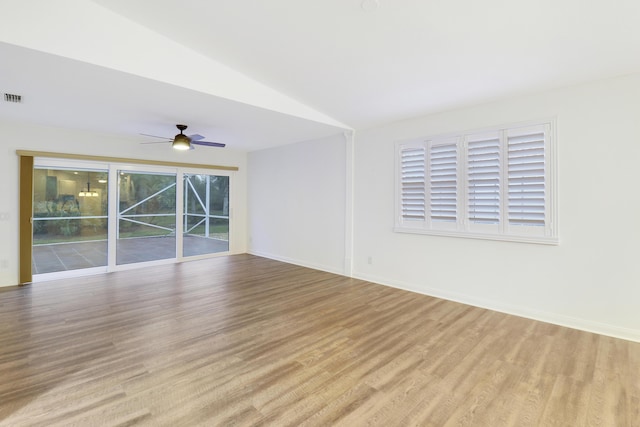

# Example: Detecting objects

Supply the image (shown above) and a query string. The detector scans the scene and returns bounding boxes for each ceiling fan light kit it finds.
[172,124,191,150]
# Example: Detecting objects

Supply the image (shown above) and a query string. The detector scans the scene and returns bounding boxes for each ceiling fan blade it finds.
[188,134,205,141]
[192,140,226,148]
[139,133,171,140]
[140,141,171,144]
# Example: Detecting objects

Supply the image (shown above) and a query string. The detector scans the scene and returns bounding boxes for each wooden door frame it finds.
[19,155,33,285]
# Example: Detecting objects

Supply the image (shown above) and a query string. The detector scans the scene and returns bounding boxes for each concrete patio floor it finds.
[32,235,229,275]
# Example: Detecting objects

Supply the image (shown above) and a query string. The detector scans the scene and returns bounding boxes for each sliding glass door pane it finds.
[32,168,108,274]
[117,171,177,265]
[183,174,229,257]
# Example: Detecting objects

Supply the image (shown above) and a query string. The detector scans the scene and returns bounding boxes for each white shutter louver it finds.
[468,137,500,224]
[400,147,426,221]
[430,143,457,222]
[508,131,545,226]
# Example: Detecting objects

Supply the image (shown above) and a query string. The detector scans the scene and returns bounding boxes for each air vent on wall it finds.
[4,93,22,103]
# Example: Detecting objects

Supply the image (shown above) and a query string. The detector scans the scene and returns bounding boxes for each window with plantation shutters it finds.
[429,142,458,223]
[395,120,557,244]
[467,136,501,225]
[508,130,545,227]
[400,146,426,222]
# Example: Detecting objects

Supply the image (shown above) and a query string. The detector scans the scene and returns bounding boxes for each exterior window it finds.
[395,121,557,244]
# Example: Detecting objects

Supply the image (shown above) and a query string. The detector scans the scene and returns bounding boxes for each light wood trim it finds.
[15,150,239,171]
[18,155,33,284]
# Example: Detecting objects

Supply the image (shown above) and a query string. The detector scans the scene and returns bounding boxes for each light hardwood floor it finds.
[0,254,638,426]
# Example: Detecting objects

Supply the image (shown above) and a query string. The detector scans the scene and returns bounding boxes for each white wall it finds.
[9,73,640,342]
[353,73,640,342]
[248,134,347,274]
[0,119,247,287]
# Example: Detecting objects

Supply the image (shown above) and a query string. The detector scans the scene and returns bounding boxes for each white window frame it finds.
[394,119,558,245]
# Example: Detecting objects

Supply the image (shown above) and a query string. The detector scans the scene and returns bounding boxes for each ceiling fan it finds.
[141,124,226,150]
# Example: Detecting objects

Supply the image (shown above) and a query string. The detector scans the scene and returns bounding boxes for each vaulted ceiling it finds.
[2,0,640,151]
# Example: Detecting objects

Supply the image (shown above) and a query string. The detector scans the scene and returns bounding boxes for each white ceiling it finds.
[2,0,640,151]
[0,42,344,152]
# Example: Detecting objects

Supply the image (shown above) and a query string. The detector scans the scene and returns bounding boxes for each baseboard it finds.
[243,253,640,343]
[248,250,345,276]
[353,271,640,343]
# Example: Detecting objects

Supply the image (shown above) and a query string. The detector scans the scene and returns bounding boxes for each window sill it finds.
[393,227,559,245]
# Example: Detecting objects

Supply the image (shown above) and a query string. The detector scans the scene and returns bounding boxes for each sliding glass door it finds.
[32,167,108,275]
[31,159,232,281]
[117,171,177,265]
[183,174,230,257]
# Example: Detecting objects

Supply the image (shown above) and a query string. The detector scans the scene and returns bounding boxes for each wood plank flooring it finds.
[0,254,638,426]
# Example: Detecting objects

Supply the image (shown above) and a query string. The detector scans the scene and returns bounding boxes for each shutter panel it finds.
[468,137,500,224]
[400,147,426,221]
[430,143,457,222]
[508,131,545,226]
